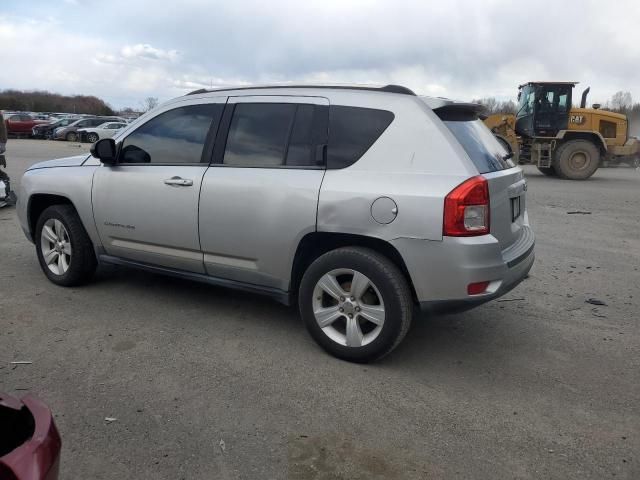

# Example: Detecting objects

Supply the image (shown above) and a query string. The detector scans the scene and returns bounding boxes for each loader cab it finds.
[515,82,575,138]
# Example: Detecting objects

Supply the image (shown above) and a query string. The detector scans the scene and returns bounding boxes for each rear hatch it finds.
[434,103,528,252]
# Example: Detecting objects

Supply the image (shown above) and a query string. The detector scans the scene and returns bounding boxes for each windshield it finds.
[517,85,535,117]
[444,119,515,173]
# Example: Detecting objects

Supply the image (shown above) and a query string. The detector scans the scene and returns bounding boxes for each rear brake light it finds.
[467,281,490,295]
[443,176,490,236]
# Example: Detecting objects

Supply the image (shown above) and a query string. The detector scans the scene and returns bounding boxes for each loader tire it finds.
[553,140,600,180]
[537,166,557,176]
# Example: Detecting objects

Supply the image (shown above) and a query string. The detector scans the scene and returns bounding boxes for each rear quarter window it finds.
[327,106,394,169]
[443,119,515,173]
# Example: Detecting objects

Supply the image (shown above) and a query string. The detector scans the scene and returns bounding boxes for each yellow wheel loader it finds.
[484,82,640,179]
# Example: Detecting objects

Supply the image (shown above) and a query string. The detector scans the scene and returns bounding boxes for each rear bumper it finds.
[391,223,535,313]
[419,245,534,313]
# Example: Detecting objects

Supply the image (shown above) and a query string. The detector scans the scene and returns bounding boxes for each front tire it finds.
[86,132,99,143]
[299,247,413,363]
[35,205,97,286]
[65,132,78,142]
[553,139,600,180]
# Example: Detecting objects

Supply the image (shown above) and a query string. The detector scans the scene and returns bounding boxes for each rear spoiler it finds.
[432,103,485,121]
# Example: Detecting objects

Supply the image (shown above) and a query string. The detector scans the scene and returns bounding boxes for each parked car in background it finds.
[78,122,128,143]
[0,392,61,479]
[52,117,126,142]
[4,114,49,137]
[49,114,78,121]
[32,118,80,139]
[17,84,534,362]
[30,113,51,121]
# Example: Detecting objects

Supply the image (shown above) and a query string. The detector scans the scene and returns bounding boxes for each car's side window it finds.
[120,104,223,165]
[223,103,323,168]
[286,104,315,166]
[224,103,295,167]
[327,106,394,169]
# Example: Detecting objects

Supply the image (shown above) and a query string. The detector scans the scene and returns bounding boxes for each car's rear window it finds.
[443,119,515,173]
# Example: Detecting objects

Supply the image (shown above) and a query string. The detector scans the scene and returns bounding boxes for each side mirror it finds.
[90,138,117,165]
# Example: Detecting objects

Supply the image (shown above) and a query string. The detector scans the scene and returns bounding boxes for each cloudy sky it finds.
[1,0,639,109]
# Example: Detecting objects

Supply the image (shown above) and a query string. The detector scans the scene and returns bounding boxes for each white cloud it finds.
[120,44,179,61]
[0,15,187,107]
[1,0,640,109]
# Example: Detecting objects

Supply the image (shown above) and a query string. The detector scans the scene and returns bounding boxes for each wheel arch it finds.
[556,130,607,153]
[27,193,77,240]
[290,232,417,302]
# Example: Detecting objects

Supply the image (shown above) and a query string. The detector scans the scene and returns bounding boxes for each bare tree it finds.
[472,97,517,115]
[141,97,159,112]
[610,91,632,110]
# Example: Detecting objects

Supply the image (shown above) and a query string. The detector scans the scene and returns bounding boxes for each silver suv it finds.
[17,84,534,362]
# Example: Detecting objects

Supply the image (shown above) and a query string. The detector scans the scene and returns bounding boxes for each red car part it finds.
[0,393,61,480]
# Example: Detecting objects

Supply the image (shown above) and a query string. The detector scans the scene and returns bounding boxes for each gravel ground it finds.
[1,139,638,479]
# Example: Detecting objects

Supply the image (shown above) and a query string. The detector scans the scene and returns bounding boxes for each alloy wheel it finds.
[40,218,72,275]
[312,268,385,347]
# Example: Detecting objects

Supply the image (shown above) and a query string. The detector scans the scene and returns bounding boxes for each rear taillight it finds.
[443,176,490,236]
[467,281,490,295]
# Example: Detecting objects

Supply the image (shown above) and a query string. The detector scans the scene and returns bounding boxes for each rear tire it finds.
[35,205,97,286]
[537,165,557,176]
[299,247,413,363]
[553,139,600,180]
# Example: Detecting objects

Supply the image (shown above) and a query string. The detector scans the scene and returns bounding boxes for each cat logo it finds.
[570,115,585,125]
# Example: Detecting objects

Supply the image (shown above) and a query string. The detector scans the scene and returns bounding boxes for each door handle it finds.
[164,177,193,187]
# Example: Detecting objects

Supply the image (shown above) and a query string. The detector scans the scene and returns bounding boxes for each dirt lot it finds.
[1,139,638,479]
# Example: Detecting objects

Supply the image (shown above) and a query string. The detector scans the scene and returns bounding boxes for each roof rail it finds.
[186,84,416,96]
[187,88,209,95]
[379,84,416,95]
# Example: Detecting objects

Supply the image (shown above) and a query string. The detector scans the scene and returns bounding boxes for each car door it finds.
[7,115,29,134]
[534,85,571,136]
[105,123,126,138]
[199,95,328,290]
[75,120,92,130]
[92,97,226,273]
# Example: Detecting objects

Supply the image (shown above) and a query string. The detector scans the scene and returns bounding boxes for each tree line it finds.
[473,90,640,117]
[473,90,640,137]
[0,89,115,116]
